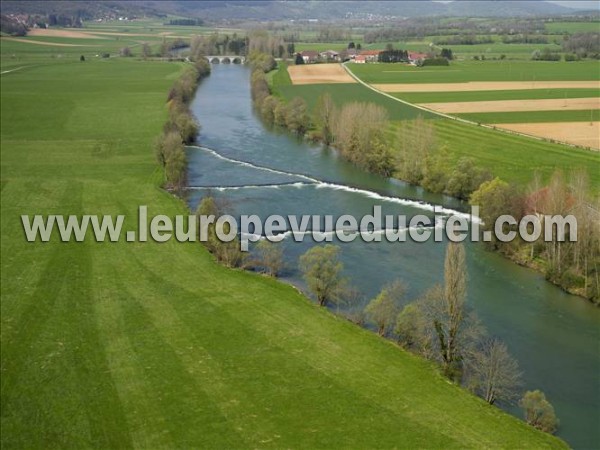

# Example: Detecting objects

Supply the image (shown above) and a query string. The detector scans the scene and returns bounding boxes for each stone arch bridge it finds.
[205,55,246,64]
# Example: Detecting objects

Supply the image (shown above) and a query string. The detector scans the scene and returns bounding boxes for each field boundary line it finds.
[341,62,596,152]
[0,66,26,75]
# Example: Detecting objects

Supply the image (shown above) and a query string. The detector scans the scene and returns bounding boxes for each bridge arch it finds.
[205,55,246,64]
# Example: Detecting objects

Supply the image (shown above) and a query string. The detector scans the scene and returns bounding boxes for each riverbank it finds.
[266,60,599,304]
[188,63,599,448]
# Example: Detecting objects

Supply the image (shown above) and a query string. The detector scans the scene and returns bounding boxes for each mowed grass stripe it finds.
[277,82,437,120]
[455,109,600,124]
[394,88,600,104]
[1,51,566,448]
[431,119,600,185]
[348,60,600,84]
[420,97,600,114]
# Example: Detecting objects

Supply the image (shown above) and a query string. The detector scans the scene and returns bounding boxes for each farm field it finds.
[276,81,437,120]
[419,97,600,113]
[361,42,563,59]
[392,88,600,104]
[373,81,600,93]
[346,60,600,149]
[493,121,600,150]
[273,63,600,187]
[295,38,563,60]
[455,109,600,124]
[348,60,600,84]
[545,21,600,33]
[287,63,356,84]
[0,36,568,449]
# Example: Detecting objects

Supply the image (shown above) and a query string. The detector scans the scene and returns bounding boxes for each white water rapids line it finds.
[187,145,480,224]
[239,218,447,242]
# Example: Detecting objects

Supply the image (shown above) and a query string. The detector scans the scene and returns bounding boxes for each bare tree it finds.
[314,93,336,145]
[141,42,152,58]
[395,116,437,184]
[464,338,522,405]
[332,102,390,173]
[440,242,467,374]
[196,197,245,268]
[416,243,485,380]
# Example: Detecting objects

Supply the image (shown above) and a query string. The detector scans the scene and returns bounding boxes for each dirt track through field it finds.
[288,64,357,85]
[27,29,108,39]
[494,121,600,150]
[420,97,600,113]
[374,81,600,92]
[1,37,93,47]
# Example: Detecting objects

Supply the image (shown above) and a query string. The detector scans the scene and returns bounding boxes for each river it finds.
[186,64,599,449]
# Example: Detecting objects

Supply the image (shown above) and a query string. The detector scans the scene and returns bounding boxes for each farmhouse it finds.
[341,48,358,60]
[320,50,340,61]
[354,55,367,63]
[300,50,319,63]
[408,51,428,64]
[359,49,382,62]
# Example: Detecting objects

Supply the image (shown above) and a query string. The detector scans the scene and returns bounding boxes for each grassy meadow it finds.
[272,61,600,190]
[455,109,600,124]
[0,33,567,448]
[347,60,600,84]
[392,88,600,104]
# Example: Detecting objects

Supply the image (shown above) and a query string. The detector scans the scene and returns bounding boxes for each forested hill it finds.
[0,0,591,22]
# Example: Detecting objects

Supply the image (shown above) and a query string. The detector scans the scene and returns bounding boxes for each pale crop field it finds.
[348,62,600,150]
[288,63,357,84]
[493,122,600,150]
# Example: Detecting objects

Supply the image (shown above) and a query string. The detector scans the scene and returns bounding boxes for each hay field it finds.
[420,97,600,113]
[288,64,356,85]
[373,81,600,93]
[494,121,600,150]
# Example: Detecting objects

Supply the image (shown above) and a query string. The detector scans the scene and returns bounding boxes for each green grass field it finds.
[545,21,600,34]
[272,63,599,191]
[277,82,437,121]
[431,119,600,186]
[0,39,567,448]
[393,88,600,104]
[347,60,600,84]
[455,109,600,124]
[361,41,562,59]
[295,33,564,59]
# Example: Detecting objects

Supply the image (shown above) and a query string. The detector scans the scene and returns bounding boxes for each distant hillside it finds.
[0,1,166,20]
[0,0,584,22]
[163,1,574,20]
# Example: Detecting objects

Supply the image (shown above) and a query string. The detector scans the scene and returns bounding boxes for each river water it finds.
[186,64,599,449]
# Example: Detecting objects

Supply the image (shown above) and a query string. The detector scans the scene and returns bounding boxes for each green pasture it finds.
[347,60,600,84]
[430,119,600,187]
[455,109,600,124]
[0,32,567,449]
[393,88,600,104]
[270,62,599,191]
[276,82,437,121]
[545,21,600,34]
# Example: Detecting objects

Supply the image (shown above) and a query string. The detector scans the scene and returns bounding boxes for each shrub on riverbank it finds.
[156,57,211,190]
